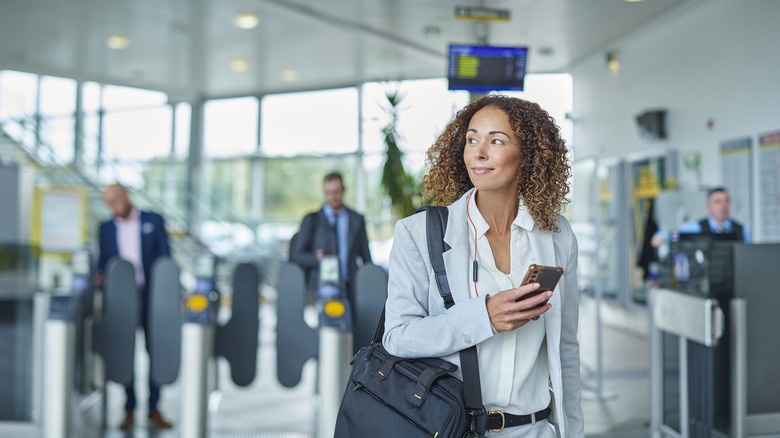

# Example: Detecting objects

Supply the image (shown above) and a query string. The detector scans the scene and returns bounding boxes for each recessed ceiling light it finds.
[606,51,620,71]
[107,34,129,50]
[281,69,299,82]
[230,58,249,73]
[235,11,259,29]
[624,0,644,2]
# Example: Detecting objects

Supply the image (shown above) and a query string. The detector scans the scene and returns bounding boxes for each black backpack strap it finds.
[419,206,486,436]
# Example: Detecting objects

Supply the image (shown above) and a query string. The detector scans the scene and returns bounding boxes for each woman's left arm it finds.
[559,221,585,436]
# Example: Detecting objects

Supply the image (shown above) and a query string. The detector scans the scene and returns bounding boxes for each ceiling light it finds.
[624,0,644,2]
[230,58,249,73]
[235,11,259,29]
[606,51,620,71]
[281,69,299,82]
[107,34,129,50]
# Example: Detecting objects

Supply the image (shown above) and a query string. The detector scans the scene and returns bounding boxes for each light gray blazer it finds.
[383,189,585,437]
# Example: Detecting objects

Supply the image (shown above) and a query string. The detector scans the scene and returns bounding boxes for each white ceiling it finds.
[0,0,687,101]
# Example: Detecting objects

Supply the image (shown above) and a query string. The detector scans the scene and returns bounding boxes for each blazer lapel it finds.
[527,227,562,352]
[441,192,472,305]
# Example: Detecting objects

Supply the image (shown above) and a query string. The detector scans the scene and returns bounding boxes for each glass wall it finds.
[261,88,358,156]
[0,68,575,267]
[204,97,258,157]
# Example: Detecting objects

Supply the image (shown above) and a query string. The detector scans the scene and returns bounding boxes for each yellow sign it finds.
[324,301,345,318]
[455,6,510,22]
[187,295,209,312]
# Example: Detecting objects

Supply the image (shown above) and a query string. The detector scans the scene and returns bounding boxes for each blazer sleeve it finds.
[355,214,372,265]
[382,217,494,359]
[155,213,171,258]
[96,222,111,273]
[558,219,585,436]
[291,213,318,270]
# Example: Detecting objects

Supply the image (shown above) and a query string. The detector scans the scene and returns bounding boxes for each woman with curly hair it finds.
[383,95,584,437]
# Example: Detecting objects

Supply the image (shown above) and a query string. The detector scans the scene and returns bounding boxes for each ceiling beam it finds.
[256,0,445,59]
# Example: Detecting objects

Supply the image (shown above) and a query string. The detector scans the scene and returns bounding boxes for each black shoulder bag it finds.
[334,206,487,437]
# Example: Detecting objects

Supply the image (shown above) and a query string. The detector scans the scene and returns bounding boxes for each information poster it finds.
[32,187,87,251]
[759,131,780,242]
[719,137,752,229]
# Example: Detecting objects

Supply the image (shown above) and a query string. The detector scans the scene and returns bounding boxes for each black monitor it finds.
[447,44,528,93]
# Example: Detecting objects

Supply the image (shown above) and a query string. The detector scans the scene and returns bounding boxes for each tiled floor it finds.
[78,295,653,437]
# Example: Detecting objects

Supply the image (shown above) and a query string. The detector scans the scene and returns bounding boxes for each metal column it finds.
[316,300,352,438]
[42,295,78,438]
[179,292,217,438]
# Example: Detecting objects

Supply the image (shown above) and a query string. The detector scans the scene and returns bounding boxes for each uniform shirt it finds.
[467,192,551,414]
[115,207,144,287]
[678,217,752,242]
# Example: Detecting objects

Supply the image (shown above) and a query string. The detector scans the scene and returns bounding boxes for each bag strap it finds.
[420,206,486,435]
[370,206,486,434]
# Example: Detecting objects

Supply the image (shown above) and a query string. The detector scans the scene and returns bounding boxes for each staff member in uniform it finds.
[679,186,750,242]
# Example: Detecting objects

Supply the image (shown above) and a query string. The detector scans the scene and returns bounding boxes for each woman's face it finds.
[463,106,522,196]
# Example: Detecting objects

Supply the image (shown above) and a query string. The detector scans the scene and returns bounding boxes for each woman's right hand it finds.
[486,283,552,332]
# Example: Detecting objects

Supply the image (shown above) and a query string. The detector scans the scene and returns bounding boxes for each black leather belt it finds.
[486,406,552,432]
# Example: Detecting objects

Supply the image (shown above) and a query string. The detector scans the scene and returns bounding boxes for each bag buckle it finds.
[487,410,505,432]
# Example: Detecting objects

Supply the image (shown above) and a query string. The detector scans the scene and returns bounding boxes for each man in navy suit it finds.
[96,183,173,429]
[290,172,372,306]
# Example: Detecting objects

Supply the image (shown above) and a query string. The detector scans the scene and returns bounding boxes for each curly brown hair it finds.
[423,95,571,232]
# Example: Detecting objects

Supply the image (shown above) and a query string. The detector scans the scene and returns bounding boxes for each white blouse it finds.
[466,192,551,414]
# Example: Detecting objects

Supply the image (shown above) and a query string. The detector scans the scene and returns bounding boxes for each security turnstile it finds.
[276,260,387,438]
[179,259,261,438]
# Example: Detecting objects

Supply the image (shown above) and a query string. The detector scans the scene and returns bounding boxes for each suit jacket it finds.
[97,210,171,289]
[290,206,372,296]
[383,189,584,437]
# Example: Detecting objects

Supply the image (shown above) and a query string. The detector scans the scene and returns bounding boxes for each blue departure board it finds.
[447,44,528,93]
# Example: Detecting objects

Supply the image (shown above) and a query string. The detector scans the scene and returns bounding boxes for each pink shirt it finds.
[114,207,145,287]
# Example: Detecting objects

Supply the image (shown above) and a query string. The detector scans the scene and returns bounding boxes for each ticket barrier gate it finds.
[41,251,93,438]
[652,242,780,438]
[29,254,181,436]
[42,250,92,438]
[179,258,261,438]
[90,256,182,429]
[276,259,387,438]
[650,287,728,438]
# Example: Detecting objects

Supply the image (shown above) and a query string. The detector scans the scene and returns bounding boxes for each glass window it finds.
[82,114,100,165]
[81,82,102,114]
[103,107,173,161]
[39,76,77,116]
[203,158,254,222]
[39,117,75,163]
[0,70,38,118]
[261,156,358,223]
[142,159,188,221]
[203,97,258,157]
[261,88,358,156]
[362,79,468,157]
[102,85,167,110]
[174,102,191,157]
[502,73,574,146]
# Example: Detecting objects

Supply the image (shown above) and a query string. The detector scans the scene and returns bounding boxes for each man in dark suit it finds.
[95,183,173,429]
[291,172,372,305]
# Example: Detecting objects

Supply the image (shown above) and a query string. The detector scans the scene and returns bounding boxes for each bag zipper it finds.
[352,379,437,436]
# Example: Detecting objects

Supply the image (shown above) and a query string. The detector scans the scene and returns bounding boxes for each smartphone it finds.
[519,264,564,309]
